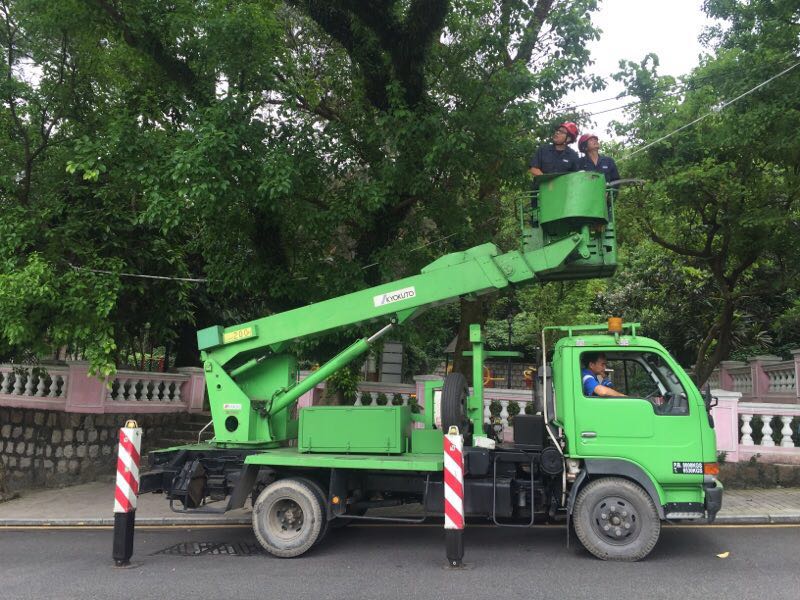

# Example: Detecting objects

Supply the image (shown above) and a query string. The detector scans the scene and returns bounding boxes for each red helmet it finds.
[559,121,579,143]
[578,133,598,153]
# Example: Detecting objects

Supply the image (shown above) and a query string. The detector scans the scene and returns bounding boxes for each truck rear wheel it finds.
[293,477,330,543]
[441,372,470,435]
[573,477,661,561]
[252,478,324,558]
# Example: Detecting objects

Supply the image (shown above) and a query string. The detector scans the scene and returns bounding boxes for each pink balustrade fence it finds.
[709,351,800,464]
[5,355,797,464]
[0,361,206,414]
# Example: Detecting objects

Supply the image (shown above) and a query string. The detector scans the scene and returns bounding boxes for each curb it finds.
[3,514,800,527]
[0,517,252,526]
[714,513,800,524]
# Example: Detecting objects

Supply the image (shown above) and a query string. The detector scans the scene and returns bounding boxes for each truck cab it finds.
[543,321,723,559]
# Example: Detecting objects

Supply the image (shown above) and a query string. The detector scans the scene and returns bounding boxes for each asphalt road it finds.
[2,524,798,600]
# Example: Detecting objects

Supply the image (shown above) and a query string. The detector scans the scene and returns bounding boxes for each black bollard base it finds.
[112,511,136,567]
[445,529,464,568]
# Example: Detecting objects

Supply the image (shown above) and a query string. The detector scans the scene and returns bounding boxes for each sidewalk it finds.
[1,482,799,526]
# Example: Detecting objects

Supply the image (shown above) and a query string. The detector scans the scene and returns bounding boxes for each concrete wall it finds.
[0,407,182,492]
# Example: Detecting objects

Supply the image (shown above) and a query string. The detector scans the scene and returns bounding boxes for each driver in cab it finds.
[581,352,626,398]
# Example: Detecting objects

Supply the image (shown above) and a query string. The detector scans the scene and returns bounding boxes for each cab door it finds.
[571,348,704,491]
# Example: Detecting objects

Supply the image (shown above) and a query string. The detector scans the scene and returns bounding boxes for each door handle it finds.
[581,431,597,439]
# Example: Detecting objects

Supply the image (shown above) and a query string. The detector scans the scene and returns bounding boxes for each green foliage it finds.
[375,392,389,406]
[391,393,405,406]
[0,0,610,378]
[605,0,800,381]
[358,391,373,406]
[506,400,520,425]
[489,399,502,417]
[327,365,360,404]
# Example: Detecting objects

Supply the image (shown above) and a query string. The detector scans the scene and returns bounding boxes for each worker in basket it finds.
[528,121,580,224]
[578,133,620,186]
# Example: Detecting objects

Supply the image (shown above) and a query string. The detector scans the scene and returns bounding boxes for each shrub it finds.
[375,392,389,406]
[358,391,373,406]
[489,400,502,417]
[391,393,404,406]
[507,401,520,425]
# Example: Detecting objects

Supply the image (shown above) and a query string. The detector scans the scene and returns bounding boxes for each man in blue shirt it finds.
[577,133,620,185]
[529,122,581,183]
[581,352,626,397]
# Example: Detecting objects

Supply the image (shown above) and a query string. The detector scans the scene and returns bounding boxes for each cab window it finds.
[580,351,689,415]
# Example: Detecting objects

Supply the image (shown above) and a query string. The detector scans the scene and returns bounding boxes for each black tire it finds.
[572,477,661,561]
[252,478,324,558]
[293,477,330,544]
[441,372,470,435]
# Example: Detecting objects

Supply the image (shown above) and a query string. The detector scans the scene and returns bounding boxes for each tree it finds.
[1,0,604,378]
[607,0,800,383]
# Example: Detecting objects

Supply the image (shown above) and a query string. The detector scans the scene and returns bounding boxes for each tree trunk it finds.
[452,297,487,384]
[693,300,735,386]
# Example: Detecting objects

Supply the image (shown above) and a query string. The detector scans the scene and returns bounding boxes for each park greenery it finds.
[1,0,798,386]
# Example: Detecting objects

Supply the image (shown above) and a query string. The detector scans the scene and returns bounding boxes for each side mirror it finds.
[703,384,718,409]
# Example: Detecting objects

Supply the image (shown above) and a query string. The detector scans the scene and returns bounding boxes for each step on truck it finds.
[140,172,722,561]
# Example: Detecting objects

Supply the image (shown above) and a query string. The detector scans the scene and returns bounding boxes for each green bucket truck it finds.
[140,172,722,561]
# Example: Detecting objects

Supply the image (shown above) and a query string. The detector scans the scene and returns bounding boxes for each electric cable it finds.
[620,58,800,161]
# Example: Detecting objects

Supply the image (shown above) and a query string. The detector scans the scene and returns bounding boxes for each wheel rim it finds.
[268,497,305,541]
[590,495,639,545]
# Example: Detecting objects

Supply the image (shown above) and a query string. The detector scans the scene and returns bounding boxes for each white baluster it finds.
[483,400,491,424]
[6,371,17,394]
[500,400,509,427]
[48,375,60,397]
[741,414,754,446]
[172,382,182,403]
[369,392,377,406]
[13,371,25,395]
[402,395,409,406]
[780,416,794,448]
[109,378,120,401]
[128,379,139,401]
[760,415,775,447]
[0,371,8,394]
[24,372,35,396]
[35,374,46,397]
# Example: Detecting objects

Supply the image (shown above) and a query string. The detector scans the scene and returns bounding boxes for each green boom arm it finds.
[197,172,616,445]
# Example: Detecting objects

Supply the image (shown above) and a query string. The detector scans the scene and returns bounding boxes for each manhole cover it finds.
[153,542,265,557]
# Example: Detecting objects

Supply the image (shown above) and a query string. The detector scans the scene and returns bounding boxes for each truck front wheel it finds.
[252,478,324,558]
[573,477,661,561]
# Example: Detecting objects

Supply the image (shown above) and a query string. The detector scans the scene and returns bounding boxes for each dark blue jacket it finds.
[578,155,620,184]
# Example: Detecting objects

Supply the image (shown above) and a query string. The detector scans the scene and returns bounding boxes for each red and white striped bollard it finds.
[113,420,142,567]
[444,425,465,567]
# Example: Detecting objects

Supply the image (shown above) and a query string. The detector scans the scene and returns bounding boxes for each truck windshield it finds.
[586,351,689,415]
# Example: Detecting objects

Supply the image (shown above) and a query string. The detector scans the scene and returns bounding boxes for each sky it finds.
[564,0,719,138]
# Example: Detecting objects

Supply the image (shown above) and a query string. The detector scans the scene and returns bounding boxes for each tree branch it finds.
[512,0,554,65]
[86,0,205,100]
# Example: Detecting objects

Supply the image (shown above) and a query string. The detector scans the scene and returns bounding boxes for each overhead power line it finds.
[620,59,800,161]
[68,264,210,283]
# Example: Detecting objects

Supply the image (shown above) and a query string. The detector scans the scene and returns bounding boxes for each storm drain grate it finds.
[153,542,266,556]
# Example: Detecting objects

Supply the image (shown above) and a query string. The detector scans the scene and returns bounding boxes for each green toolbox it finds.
[298,405,412,454]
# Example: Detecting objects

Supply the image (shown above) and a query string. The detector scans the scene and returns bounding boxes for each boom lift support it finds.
[197,172,615,447]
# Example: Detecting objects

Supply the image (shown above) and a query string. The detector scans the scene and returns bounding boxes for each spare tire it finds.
[441,372,470,436]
